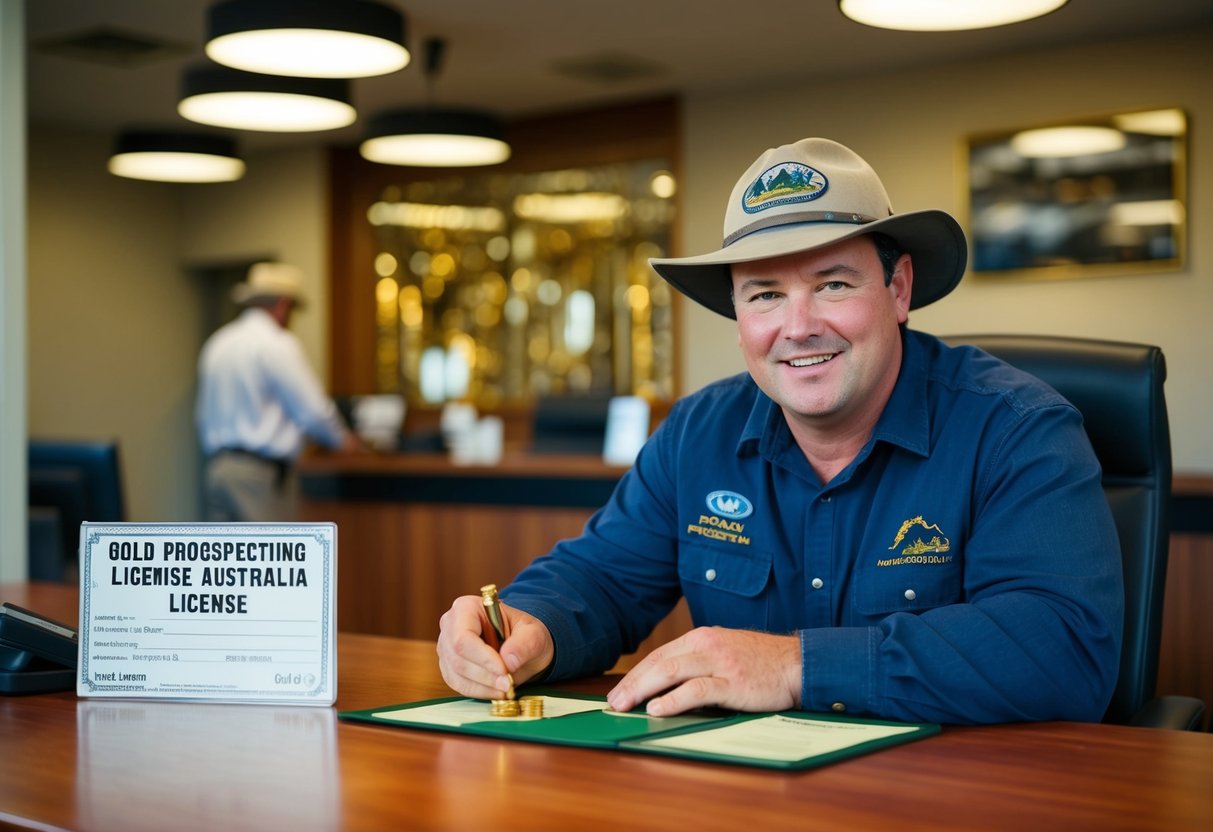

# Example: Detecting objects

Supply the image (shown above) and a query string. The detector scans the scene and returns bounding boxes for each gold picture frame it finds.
[965,108,1186,279]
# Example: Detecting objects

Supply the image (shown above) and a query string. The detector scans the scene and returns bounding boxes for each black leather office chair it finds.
[942,335,1205,730]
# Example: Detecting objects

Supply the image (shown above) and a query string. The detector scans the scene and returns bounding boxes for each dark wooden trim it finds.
[302,470,619,508]
[327,146,382,394]
[1172,474,1213,533]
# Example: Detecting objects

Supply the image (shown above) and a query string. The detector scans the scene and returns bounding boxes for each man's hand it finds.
[606,627,802,716]
[436,595,555,700]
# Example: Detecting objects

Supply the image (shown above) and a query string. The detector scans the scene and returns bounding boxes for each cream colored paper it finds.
[374,695,603,727]
[637,714,919,762]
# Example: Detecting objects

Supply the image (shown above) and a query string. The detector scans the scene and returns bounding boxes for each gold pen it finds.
[479,584,514,700]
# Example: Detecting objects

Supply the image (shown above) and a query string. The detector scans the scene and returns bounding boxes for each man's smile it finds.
[787,353,837,368]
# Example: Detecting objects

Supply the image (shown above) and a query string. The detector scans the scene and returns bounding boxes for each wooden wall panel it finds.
[1158,532,1213,729]
[304,499,590,638]
[301,496,693,669]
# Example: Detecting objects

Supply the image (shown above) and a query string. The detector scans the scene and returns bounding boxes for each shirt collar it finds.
[733,329,932,460]
[869,330,930,457]
[739,381,778,456]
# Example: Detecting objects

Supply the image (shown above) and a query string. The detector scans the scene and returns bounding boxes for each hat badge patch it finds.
[742,162,827,214]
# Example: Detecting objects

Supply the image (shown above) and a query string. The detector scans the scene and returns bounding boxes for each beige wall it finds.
[678,25,1213,473]
[24,25,1213,530]
[2,0,28,578]
[27,126,201,522]
[26,133,328,522]
[179,146,330,381]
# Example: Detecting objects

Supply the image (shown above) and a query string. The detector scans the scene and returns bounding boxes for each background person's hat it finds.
[231,261,307,307]
[649,138,967,318]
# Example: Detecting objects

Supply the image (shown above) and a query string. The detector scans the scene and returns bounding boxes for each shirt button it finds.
[811,577,824,589]
[904,589,917,601]
[831,702,846,712]
[705,569,717,582]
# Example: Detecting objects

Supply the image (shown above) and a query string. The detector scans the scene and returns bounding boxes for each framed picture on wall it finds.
[965,108,1186,279]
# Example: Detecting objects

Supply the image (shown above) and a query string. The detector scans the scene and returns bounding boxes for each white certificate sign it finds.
[76,523,336,705]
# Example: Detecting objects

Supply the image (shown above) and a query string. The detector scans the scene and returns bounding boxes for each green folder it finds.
[339,691,940,770]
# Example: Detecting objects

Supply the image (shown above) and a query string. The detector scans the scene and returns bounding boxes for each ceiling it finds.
[24,0,1213,153]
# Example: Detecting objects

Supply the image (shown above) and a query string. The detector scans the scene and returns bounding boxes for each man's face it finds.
[730,235,912,435]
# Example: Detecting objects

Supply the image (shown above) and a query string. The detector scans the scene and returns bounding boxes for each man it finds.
[436,138,1123,725]
[197,261,359,522]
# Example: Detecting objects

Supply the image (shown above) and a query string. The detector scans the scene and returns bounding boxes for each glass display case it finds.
[367,160,676,406]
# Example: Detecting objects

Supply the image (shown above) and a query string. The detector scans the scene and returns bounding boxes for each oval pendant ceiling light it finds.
[107,131,246,183]
[838,0,1068,31]
[179,64,356,132]
[359,38,511,167]
[361,109,511,167]
[205,0,409,78]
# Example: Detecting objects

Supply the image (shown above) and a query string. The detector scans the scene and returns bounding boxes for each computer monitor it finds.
[27,467,88,581]
[28,439,125,582]
[28,439,126,523]
[531,394,613,455]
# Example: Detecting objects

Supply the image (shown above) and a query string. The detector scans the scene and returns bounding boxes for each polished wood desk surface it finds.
[3,583,1213,832]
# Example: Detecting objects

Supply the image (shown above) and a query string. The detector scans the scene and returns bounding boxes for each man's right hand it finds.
[436,595,555,700]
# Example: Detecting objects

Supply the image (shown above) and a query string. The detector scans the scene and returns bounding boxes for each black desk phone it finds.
[0,602,77,694]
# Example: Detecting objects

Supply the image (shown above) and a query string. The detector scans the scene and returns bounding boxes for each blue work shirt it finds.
[502,330,1124,725]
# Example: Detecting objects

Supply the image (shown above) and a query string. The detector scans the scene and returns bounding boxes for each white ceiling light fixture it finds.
[179,63,356,132]
[360,38,511,168]
[107,130,245,183]
[838,0,1069,32]
[205,0,409,78]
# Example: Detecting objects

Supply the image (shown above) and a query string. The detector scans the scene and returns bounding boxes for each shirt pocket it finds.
[855,558,962,617]
[678,542,774,629]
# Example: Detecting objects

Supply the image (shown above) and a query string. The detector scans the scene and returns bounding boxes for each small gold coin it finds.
[490,699,521,717]
[520,697,545,718]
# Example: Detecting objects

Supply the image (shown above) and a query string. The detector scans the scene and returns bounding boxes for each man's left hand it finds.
[606,627,802,716]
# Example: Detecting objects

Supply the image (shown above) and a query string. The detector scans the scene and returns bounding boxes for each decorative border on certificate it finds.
[77,523,336,705]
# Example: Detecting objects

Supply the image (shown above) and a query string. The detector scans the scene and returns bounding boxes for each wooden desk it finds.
[3,583,1212,831]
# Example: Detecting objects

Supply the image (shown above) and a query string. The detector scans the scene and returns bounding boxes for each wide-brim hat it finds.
[650,138,967,318]
[231,261,307,307]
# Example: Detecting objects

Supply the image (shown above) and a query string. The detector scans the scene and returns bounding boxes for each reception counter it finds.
[300,451,626,508]
[298,451,691,663]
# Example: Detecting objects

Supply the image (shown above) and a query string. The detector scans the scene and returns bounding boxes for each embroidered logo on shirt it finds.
[686,490,754,546]
[705,490,753,519]
[877,516,953,566]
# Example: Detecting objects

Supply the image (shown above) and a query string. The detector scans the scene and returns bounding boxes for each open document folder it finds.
[339,692,939,771]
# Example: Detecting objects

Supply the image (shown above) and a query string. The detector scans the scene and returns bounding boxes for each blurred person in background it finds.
[197,261,360,521]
